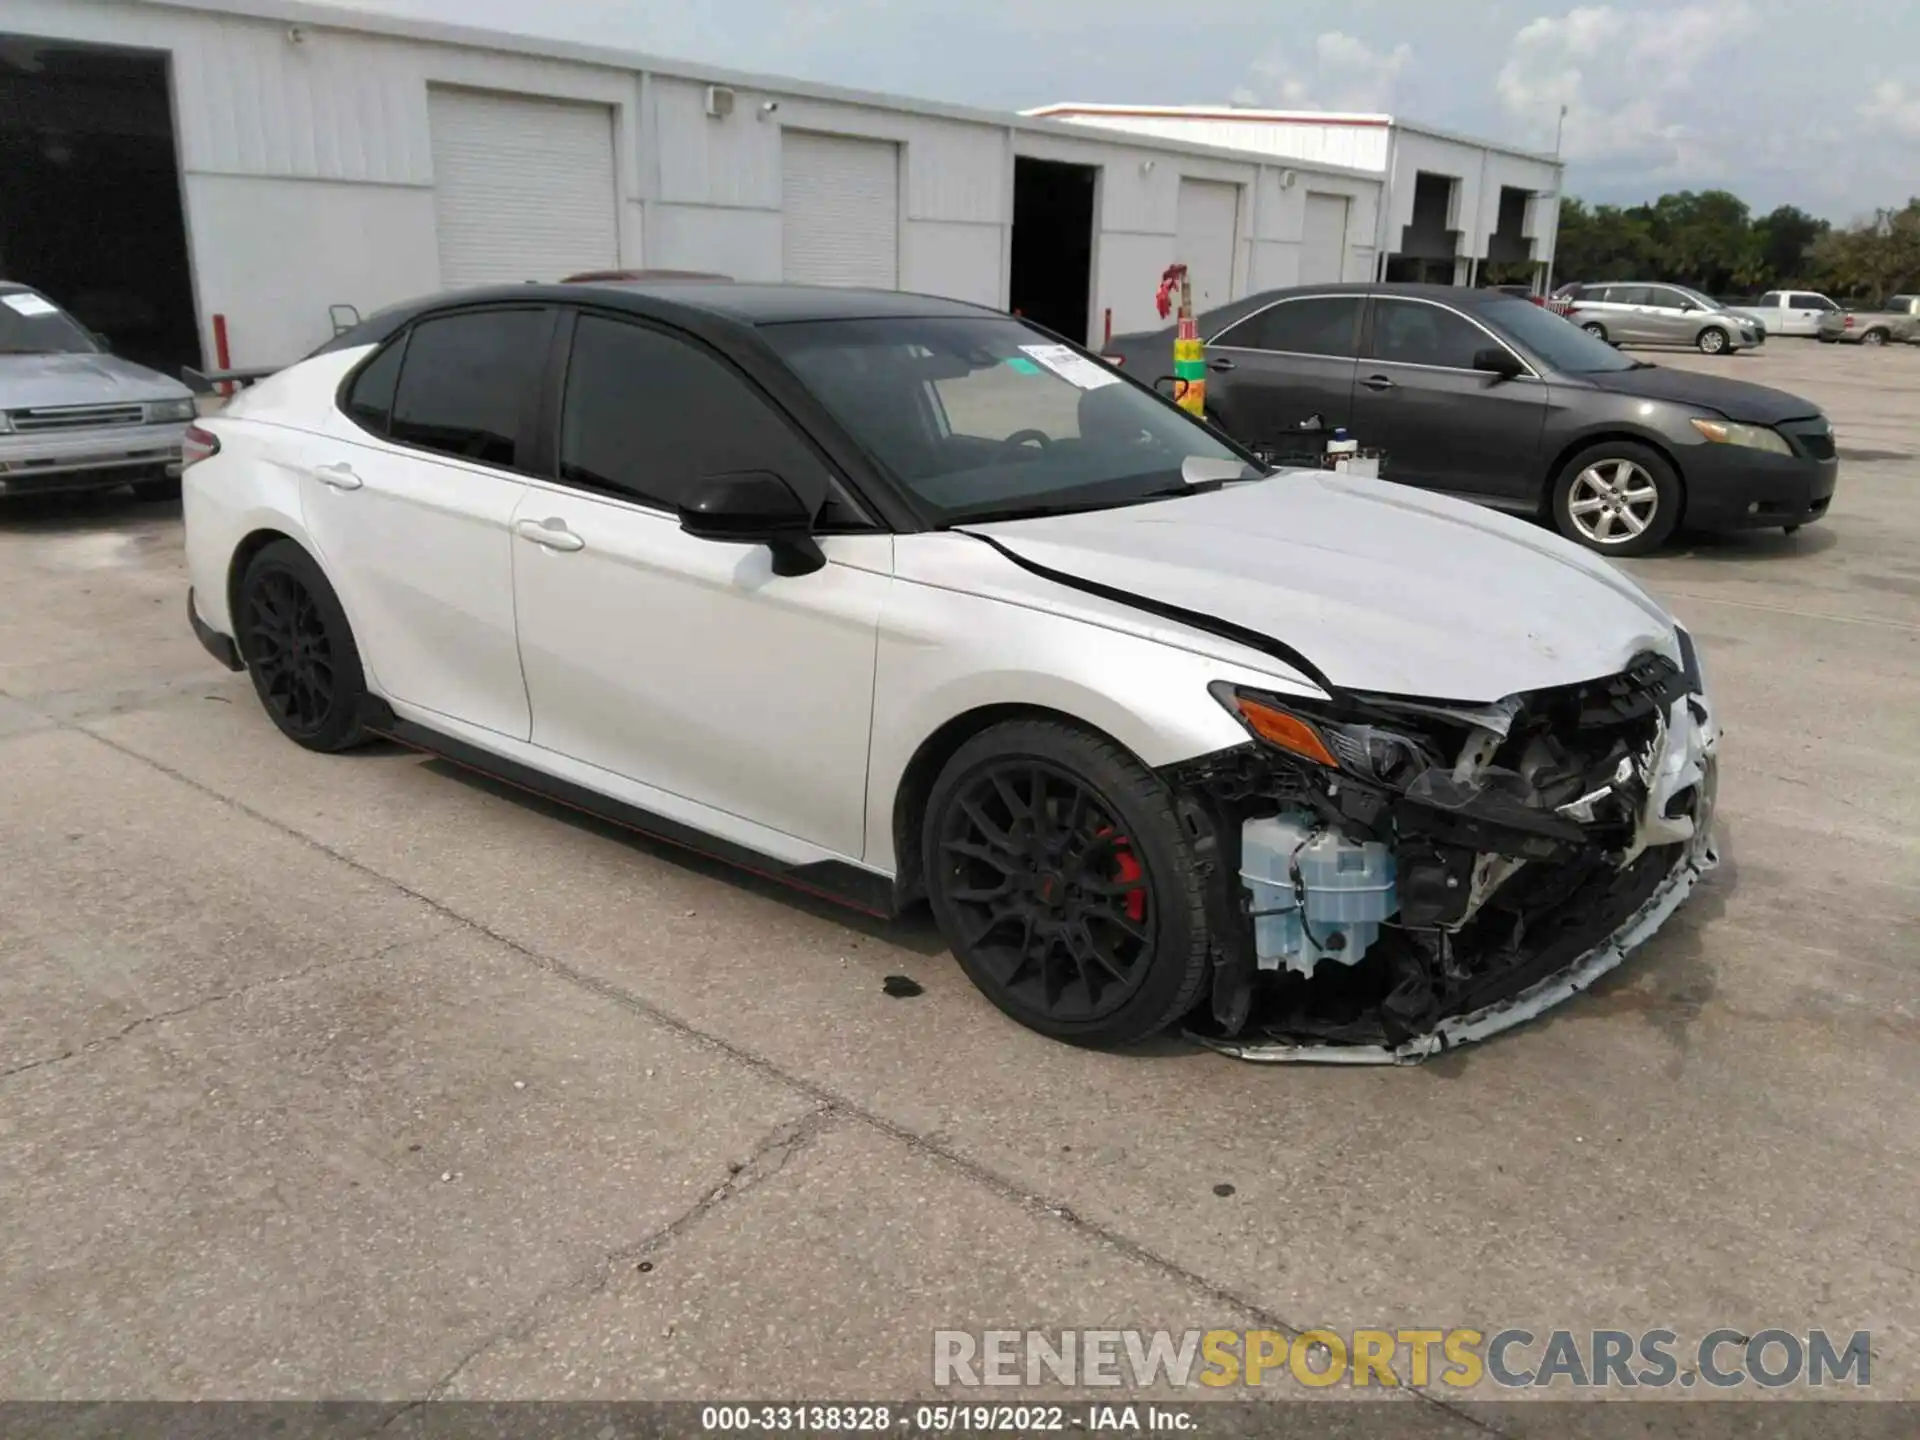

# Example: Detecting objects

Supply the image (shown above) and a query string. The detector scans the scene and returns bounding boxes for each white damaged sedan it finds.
[182,283,1717,1061]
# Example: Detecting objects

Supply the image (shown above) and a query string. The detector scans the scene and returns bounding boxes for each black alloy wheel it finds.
[923,720,1209,1047]
[238,540,369,752]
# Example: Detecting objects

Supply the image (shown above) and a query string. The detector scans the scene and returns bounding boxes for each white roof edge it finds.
[118,0,1386,183]
[1028,101,1565,169]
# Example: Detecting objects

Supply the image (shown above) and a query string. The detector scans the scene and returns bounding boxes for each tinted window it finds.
[1758,292,1781,306]
[1214,296,1361,357]
[1606,286,1656,305]
[1794,293,1839,311]
[560,314,830,512]
[1889,295,1919,311]
[1648,288,1696,310]
[390,309,548,468]
[342,337,406,434]
[1369,300,1494,370]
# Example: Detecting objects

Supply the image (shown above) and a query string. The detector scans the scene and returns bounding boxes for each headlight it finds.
[1689,417,1792,455]
[146,397,197,424]
[1211,684,1435,786]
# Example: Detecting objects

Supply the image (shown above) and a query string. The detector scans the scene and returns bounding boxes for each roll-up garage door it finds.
[1301,193,1351,283]
[781,132,900,288]
[428,88,619,287]
[1176,178,1239,310]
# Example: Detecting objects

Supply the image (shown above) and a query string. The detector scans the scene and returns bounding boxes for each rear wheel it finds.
[1697,326,1730,355]
[922,719,1209,1049]
[1581,322,1609,342]
[1550,441,1681,556]
[1862,328,1888,347]
[236,540,370,752]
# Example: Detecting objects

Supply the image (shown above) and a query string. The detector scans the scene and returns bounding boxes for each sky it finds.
[325,0,1920,220]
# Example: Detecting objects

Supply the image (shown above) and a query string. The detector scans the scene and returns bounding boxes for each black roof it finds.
[1110,282,1529,342]
[317,280,1001,355]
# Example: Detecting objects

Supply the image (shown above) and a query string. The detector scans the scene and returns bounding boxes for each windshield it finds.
[1484,298,1640,374]
[0,289,100,355]
[1671,285,1724,311]
[764,315,1253,524]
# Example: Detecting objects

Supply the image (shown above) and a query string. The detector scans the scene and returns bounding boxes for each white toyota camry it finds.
[182,282,1718,1062]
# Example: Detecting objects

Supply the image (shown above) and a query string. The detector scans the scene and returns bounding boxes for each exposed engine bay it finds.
[1164,637,1720,1062]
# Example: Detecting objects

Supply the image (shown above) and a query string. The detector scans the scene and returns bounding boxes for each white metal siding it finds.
[781,132,900,288]
[428,88,619,287]
[1301,192,1351,282]
[1049,113,1392,172]
[1175,179,1239,310]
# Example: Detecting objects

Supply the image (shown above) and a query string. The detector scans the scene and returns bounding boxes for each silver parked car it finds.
[1816,296,1920,346]
[1561,283,1763,355]
[0,283,197,501]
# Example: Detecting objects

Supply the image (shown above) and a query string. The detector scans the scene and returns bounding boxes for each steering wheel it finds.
[1003,429,1052,450]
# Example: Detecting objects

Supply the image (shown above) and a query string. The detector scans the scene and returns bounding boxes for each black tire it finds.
[1696,326,1730,355]
[1549,440,1682,556]
[131,474,182,502]
[1862,328,1888,347]
[922,719,1209,1049]
[236,540,370,752]
[1581,321,1608,342]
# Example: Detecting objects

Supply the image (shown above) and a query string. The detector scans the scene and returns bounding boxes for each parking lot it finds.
[1,339,1915,1416]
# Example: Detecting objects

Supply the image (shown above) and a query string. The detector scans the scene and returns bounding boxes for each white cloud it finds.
[1242,30,1412,113]
[1858,81,1920,140]
[1495,0,1753,170]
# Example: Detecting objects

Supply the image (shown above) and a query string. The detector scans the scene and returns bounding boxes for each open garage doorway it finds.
[1010,157,1096,344]
[0,39,199,374]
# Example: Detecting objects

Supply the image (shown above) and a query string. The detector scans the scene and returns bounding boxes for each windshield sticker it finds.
[1019,343,1120,391]
[2,293,59,318]
[1003,356,1045,376]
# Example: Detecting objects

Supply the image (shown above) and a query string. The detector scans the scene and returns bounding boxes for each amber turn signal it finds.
[1230,695,1339,767]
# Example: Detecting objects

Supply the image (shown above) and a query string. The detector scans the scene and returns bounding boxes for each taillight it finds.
[181,423,221,468]
[1844,314,1855,329]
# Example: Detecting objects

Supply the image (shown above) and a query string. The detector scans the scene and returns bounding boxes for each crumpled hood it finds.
[0,352,190,409]
[1576,364,1817,424]
[970,474,1679,702]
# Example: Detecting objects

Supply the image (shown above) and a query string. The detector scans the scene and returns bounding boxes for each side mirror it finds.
[1152,375,1178,398]
[678,470,825,577]
[1472,347,1525,380]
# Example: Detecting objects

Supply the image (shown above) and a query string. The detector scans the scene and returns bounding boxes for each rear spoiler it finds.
[181,365,280,395]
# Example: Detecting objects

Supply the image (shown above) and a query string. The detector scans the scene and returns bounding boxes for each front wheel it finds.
[1697,326,1730,355]
[1550,441,1681,556]
[922,719,1210,1049]
[236,540,371,752]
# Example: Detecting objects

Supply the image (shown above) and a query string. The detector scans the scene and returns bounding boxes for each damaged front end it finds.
[1165,636,1719,1063]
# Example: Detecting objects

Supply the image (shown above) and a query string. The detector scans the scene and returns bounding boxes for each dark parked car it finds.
[1104,283,1837,555]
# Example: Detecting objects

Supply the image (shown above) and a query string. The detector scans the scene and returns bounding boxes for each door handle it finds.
[1360,374,1397,392]
[515,518,585,552]
[311,461,363,490]
[1208,356,1237,372]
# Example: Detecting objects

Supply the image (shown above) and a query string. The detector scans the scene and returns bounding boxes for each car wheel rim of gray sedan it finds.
[1700,329,1726,352]
[1568,461,1658,545]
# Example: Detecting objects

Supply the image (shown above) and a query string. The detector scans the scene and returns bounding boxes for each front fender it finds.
[862,572,1307,875]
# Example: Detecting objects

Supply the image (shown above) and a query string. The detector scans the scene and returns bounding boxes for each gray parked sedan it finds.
[1103,283,1835,555]
[0,283,197,500]
[1559,282,1763,354]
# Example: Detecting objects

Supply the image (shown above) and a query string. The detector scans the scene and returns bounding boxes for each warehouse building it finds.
[1027,105,1564,292]
[0,0,1541,379]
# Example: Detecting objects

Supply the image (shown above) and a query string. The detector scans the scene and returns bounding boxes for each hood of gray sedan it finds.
[0,352,191,409]
[971,472,1680,703]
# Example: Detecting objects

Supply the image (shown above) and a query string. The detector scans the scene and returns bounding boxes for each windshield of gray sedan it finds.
[1486,298,1639,374]
[0,289,100,355]
[764,316,1250,523]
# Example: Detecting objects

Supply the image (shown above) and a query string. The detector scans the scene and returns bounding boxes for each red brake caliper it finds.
[1096,826,1148,924]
